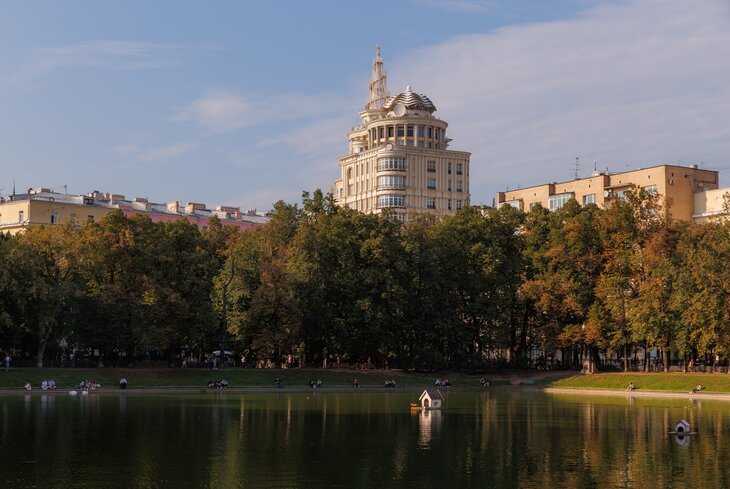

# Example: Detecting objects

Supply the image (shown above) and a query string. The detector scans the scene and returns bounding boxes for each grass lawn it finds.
[0,367,514,390]
[549,372,730,392]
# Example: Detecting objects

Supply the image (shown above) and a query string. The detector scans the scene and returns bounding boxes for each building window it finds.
[427,127,433,138]
[427,178,436,190]
[583,194,596,205]
[448,180,452,191]
[417,126,424,138]
[397,125,405,137]
[406,125,414,137]
[456,181,463,193]
[427,197,436,209]
[87,215,95,222]
[427,160,436,172]
[456,200,463,210]
[456,163,463,175]
[387,126,394,138]
[548,192,574,211]
[448,162,452,174]
[448,199,452,210]
[377,157,406,171]
[614,189,627,200]
[378,194,405,208]
[377,175,406,189]
[50,212,58,225]
[378,127,384,139]
[643,184,657,195]
[18,210,24,223]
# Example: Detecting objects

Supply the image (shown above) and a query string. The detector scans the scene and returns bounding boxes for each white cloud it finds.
[174,89,350,133]
[388,0,730,203]
[416,0,497,13]
[138,142,199,162]
[13,41,190,81]
[174,90,253,133]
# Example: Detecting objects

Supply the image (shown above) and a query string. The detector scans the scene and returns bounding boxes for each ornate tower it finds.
[365,45,389,110]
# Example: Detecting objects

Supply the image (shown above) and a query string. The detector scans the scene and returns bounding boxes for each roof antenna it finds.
[574,156,580,180]
[12,179,15,196]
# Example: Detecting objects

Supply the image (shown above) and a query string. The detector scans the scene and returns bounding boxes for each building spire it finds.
[365,44,389,110]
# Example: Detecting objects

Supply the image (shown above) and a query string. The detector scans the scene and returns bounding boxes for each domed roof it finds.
[383,86,436,113]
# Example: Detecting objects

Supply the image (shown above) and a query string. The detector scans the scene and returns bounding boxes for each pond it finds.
[1,390,729,488]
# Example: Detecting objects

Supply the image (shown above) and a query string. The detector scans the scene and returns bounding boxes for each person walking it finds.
[4,354,10,372]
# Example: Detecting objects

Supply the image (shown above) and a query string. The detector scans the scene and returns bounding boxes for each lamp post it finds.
[219,257,235,368]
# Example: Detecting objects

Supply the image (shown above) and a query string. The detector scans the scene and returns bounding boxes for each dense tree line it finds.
[1,187,729,371]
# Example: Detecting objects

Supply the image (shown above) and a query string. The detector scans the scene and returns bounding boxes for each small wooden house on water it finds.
[419,389,444,410]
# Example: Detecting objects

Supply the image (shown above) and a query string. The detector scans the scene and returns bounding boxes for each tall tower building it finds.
[333,46,471,222]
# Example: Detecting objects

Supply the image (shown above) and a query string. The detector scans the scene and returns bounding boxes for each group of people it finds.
[434,378,451,387]
[23,379,58,391]
[309,379,322,388]
[384,379,397,388]
[626,382,704,394]
[207,379,229,389]
[76,380,101,390]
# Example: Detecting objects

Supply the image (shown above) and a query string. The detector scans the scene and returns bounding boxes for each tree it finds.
[4,224,83,367]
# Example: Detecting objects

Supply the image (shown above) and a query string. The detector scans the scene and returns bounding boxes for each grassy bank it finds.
[549,372,730,392]
[0,367,525,390]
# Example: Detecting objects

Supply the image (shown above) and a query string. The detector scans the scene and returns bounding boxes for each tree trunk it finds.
[664,347,669,372]
[644,346,650,372]
[36,329,50,368]
[623,344,628,372]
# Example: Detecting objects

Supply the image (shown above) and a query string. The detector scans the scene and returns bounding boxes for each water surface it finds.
[1,390,728,488]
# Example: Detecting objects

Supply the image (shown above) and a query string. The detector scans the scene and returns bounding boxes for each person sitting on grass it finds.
[24,380,32,391]
[273,378,282,388]
[119,377,127,389]
[220,379,229,389]
[626,382,636,391]
[691,384,703,394]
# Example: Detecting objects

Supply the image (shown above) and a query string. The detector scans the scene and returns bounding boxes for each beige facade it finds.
[496,164,719,222]
[333,47,470,222]
[693,187,729,223]
[0,189,113,235]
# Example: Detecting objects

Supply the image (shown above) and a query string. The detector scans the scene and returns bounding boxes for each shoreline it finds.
[5,384,730,401]
[545,386,730,401]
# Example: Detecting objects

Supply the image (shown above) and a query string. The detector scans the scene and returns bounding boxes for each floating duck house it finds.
[419,389,444,410]
[674,419,691,434]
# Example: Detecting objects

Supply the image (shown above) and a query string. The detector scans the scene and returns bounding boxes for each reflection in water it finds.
[417,409,441,449]
[1,391,730,488]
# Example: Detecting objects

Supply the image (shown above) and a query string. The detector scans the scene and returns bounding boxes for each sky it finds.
[2,0,730,210]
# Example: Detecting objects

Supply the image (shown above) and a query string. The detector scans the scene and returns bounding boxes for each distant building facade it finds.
[333,46,471,222]
[0,188,268,235]
[496,164,720,222]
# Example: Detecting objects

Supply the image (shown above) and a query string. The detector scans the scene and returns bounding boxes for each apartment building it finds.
[0,188,268,235]
[496,164,719,222]
[332,46,471,223]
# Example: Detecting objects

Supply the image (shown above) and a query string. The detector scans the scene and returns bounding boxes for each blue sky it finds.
[2,0,729,210]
